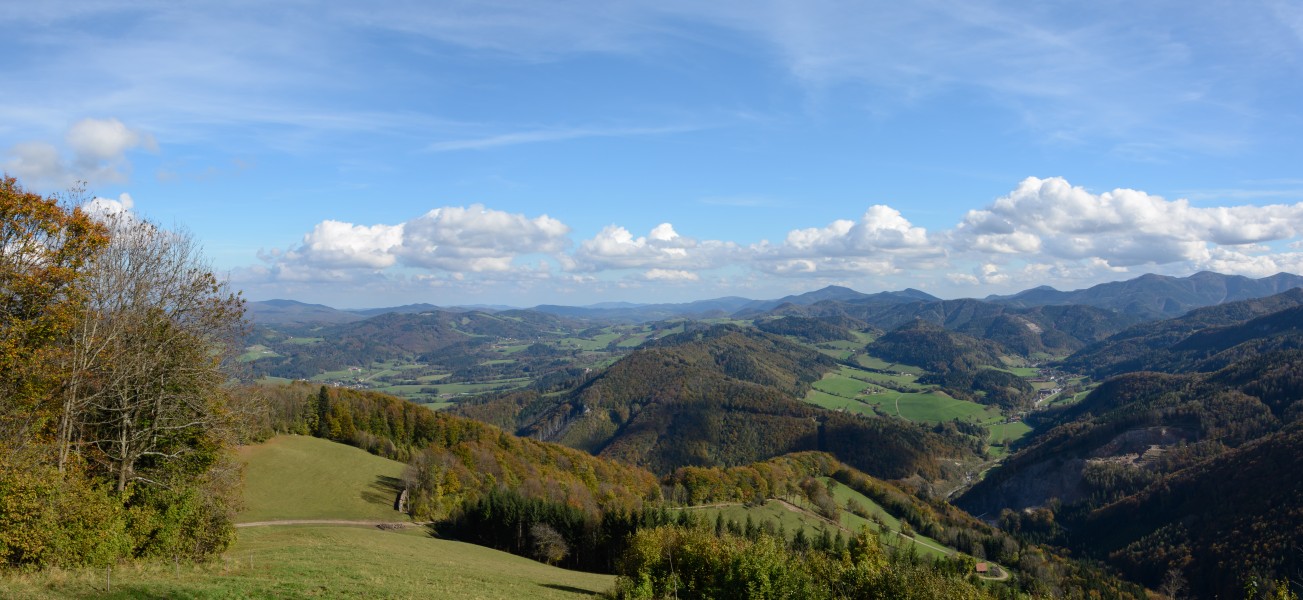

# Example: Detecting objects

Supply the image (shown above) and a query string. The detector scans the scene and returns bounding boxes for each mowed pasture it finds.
[8,435,616,598]
[987,420,1033,445]
[236,435,408,523]
[5,519,614,600]
[8,435,617,599]
[871,391,1002,423]
[805,366,1003,425]
[852,354,925,374]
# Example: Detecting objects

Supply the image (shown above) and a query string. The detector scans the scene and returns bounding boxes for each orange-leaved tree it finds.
[0,175,106,456]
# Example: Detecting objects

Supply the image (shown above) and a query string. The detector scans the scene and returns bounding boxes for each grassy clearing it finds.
[284,337,323,345]
[559,332,622,351]
[812,372,874,397]
[426,378,531,395]
[892,392,1002,423]
[853,354,925,374]
[238,345,282,363]
[850,390,1001,424]
[236,435,407,523]
[987,421,1033,445]
[1002,366,1039,377]
[805,367,1003,425]
[805,390,879,418]
[2,526,615,599]
[818,340,864,351]
[616,334,649,348]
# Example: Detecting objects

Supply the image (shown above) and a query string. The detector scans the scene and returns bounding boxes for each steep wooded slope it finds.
[1062,288,1303,377]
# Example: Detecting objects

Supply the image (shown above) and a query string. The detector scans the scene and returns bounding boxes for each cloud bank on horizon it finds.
[232,175,1303,303]
[3,1,1303,305]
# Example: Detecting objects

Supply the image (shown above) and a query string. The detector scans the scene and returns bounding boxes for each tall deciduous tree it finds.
[0,176,106,455]
[69,213,246,491]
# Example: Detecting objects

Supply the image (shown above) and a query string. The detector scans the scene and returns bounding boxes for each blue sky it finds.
[4,1,1303,308]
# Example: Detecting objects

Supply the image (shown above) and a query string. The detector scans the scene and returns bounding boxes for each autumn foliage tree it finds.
[0,176,105,455]
[69,214,246,492]
[0,177,247,569]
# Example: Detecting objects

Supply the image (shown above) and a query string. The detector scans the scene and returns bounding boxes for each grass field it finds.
[987,420,1033,445]
[805,389,880,417]
[806,374,1002,425]
[236,435,408,523]
[875,391,1003,423]
[2,526,615,599]
[2,435,618,599]
[852,354,925,374]
[1002,366,1040,377]
[812,371,875,397]
[558,332,622,350]
[238,345,282,363]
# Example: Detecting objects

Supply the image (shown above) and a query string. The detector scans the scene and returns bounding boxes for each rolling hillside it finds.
[456,325,984,482]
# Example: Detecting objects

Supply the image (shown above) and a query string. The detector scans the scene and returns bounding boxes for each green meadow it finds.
[3,435,615,599]
[236,435,408,523]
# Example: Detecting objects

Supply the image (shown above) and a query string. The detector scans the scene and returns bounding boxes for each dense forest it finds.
[867,319,1006,374]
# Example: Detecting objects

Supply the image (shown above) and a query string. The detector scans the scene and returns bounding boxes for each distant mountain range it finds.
[245,299,512,326]
[985,270,1303,319]
[247,271,1303,326]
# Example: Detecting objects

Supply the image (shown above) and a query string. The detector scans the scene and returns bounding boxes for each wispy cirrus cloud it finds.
[426,124,703,152]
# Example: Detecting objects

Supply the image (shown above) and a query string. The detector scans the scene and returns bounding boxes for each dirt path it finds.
[235,519,421,528]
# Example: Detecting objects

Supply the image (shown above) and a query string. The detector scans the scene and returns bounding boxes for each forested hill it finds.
[1062,287,1303,377]
[958,322,1303,597]
[866,319,1005,374]
[761,298,1133,357]
[1082,422,1303,598]
[247,308,578,379]
[454,325,983,481]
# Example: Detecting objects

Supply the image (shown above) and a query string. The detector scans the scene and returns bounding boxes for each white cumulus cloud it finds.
[951,176,1303,269]
[573,222,737,272]
[291,220,405,269]
[259,204,572,282]
[757,205,945,276]
[399,204,570,272]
